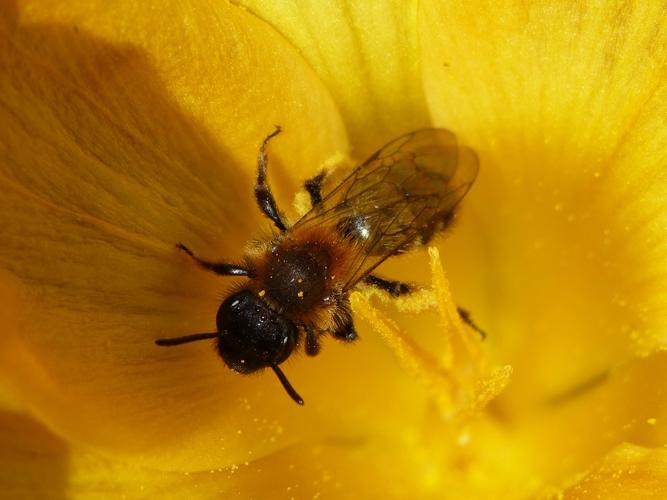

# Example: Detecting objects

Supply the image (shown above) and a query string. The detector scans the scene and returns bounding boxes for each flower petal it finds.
[418,0,667,492]
[558,443,667,499]
[238,0,432,156]
[420,0,667,407]
[0,0,358,471]
[513,352,667,489]
[0,409,462,499]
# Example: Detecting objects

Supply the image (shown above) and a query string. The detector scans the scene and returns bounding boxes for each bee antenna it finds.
[155,332,218,346]
[271,365,304,405]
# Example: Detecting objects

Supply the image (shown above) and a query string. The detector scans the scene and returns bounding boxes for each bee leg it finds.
[304,325,321,356]
[176,243,252,277]
[364,274,412,297]
[332,317,358,342]
[304,170,327,207]
[255,126,288,232]
[457,307,487,340]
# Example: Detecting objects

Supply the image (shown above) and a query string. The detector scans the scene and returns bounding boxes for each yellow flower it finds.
[1,0,666,498]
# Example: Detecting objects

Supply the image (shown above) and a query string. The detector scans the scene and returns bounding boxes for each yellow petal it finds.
[557,443,667,499]
[0,409,467,499]
[4,0,667,496]
[0,0,352,471]
[418,0,667,493]
[420,0,667,409]
[238,0,432,156]
[514,351,667,489]
[0,272,32,413]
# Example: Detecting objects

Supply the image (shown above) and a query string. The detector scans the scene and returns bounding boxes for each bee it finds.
[156,127,480,405]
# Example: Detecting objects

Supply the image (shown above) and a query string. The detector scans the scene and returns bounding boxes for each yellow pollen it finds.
[297,290,304,298]
[349,246,512,420]
[258,290,266,297]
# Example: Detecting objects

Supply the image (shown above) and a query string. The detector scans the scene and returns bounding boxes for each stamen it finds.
[350,293,457,416]
[351,246,512,420]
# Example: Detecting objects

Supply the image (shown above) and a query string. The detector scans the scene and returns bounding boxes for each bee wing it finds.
[291,128,479,291]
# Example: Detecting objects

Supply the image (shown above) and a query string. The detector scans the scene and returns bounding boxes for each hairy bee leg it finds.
[304,326,321,356]
[304,170,327,207]
[332,316,358,342]
[255,126,288,232]
[176,243,252,277]
[364,274,412,296]
[457,307,487,340]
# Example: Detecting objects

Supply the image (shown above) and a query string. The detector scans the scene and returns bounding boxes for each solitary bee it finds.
[156,127,480,405]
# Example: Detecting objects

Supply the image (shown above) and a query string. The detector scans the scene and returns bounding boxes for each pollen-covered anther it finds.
[351,246,512,420]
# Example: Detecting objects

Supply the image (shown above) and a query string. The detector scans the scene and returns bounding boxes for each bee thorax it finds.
[264,244,330,312]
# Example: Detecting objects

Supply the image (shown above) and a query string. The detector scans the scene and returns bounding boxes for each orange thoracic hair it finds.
[243,224,358,333]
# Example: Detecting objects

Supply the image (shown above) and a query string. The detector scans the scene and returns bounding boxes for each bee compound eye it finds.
[215,290,297,373]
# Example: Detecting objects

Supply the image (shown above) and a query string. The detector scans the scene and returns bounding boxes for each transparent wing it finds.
[291,128,478,291]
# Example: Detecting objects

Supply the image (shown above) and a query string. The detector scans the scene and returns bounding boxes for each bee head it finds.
[215,289,298,374]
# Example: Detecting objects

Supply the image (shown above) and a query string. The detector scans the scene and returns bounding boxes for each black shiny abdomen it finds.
[265,244,330,313]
